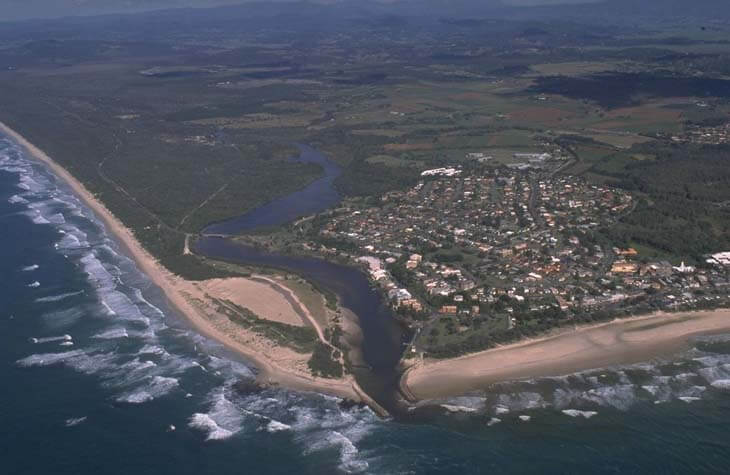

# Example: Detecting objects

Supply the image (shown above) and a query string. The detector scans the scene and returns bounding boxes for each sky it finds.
[0,0,602,22]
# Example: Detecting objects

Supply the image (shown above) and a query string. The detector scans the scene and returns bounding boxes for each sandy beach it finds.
[199,278,309,327]
[0,122,362,402]
[404,309,730,401]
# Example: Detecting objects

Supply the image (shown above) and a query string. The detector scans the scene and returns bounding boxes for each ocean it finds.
[2,134,730,474]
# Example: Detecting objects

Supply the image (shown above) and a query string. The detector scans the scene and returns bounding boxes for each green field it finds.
[1,6,730,277]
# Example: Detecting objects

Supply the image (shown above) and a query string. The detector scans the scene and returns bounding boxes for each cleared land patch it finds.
[202,278,308,327]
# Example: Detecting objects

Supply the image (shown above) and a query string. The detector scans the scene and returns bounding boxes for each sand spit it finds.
[0,122,360,402]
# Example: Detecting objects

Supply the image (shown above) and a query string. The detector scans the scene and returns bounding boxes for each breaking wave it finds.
[189,388,244,441]
[35,291,84,303]
[65,417,87,427]
[5,138,381,473]
[29,334,73,344]
[92,327,129,340]
[8,194,28,205]
[429,341,730,424]
[710,380,730,390]
[266,420,291,432]
[116,376,180,404]
[562,409,598,419]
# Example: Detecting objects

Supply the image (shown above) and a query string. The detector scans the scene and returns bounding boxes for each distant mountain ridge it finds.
[3,0,727,24]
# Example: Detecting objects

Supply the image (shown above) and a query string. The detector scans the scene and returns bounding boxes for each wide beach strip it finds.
[404,309,730,400]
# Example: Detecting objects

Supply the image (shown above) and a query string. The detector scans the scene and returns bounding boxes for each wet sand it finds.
[0,122,361,402]
[404,309,730,401]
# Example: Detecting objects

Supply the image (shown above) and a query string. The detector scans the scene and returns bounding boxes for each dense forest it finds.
[596,142,730,262]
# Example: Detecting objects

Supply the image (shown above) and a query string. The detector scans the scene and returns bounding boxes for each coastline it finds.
[7,120,730,410]
[0,122,362,403]
[403,308,730,401]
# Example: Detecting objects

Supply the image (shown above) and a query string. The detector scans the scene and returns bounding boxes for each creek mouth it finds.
[196,144,410,415]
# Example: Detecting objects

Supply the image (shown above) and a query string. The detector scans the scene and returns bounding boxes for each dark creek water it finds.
[194,238,408,412]
[197,144,408,413]
[203,144,341,235]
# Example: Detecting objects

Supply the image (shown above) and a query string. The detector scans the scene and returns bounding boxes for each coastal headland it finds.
[0,122,364,403]
[403,309,730,401]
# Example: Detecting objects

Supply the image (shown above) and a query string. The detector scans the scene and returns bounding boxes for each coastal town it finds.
[305,158,730,357]
[672,119,730,145]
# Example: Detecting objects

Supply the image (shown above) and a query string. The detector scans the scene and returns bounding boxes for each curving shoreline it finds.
[403,309,730,401]
[6,120,730,410]
[0,122,363,403]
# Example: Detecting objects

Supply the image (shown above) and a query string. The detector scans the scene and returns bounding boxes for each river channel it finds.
[195,144,408,414]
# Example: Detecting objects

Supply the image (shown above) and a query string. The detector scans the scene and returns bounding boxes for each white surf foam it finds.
[189,413,235,441]
[138,344,167,356]
[441,396,485,413]
[92,327,129,339]
[188,388,244,441]
[29,212,50,225]
[47,213,65,225]
[441,404,477,414]
[22,264,39,272]
[16,350,87,368]
[30,334,73,344]
[562,409,598,419]
[65,417,87,427]
[496,392,546,411]
[205,355,256,380]
[266,420,291,432]
[305,430,368,473]
[698,365,730,384]
[18,175,44,193]
[41,307,85,330]
[132,288,166,318]
[99,290,148,325]
[710,380,730,390]
[8,194,29,204]
[116,376,179,404]
[581,385,635,410]
[57,233,85,250]
[35,291,83,303]
[80,252,116,290]
[289,400,375,474]
[27,281,40,288]
[678,396,701,403]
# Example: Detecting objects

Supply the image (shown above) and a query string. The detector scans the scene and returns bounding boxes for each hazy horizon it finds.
[2,0,604,22]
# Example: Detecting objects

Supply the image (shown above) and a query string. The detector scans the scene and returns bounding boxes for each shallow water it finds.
[4,134,730,474]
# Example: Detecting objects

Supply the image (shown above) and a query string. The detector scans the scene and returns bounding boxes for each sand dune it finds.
[201,278,307,327]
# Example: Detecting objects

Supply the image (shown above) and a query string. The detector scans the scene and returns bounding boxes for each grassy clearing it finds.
[217,300,318,354]
[352,129,405,138]
[366,154,423,168]
[528,61,625,76]
[278,276,329,329]
[581,132,654,149]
